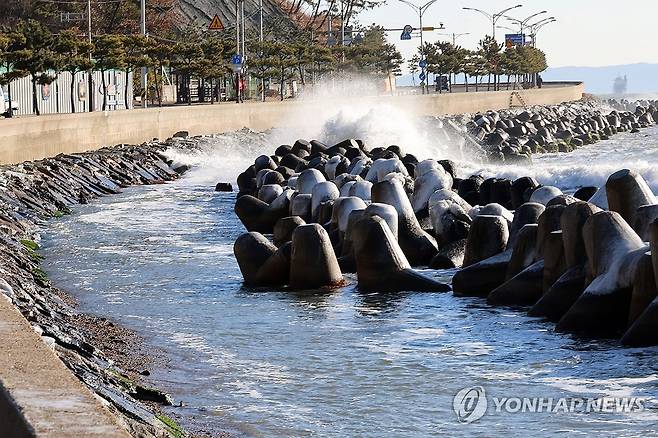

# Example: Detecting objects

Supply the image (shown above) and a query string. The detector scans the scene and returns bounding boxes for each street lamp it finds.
[528,18,556,47]
[438,32,470,46]
[504,10,547,35]
[397,0,441,95]
[462,4,523,40]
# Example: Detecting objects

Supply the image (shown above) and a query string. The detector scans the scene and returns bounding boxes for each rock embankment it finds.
[231,101,658,347]
[0,141,189,436]
[466,101,658,163]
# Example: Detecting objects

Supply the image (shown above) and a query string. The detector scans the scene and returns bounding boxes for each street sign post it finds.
[504,33,525,48]
[230,54,244,73]
[209,14,225,30]
[400,24,413,40]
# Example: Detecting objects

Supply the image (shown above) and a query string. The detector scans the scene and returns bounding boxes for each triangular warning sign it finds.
[208,14,224,30]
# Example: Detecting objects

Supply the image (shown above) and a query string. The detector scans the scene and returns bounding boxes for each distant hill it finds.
[542,63,658,95]
[396,63,658,96]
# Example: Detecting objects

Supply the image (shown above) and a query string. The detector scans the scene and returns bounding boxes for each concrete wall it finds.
[0,82,583,164]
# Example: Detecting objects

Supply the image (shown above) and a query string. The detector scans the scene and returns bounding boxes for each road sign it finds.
[231,54,243,65]
[419,72,426,81]
[504,33,525,48]
[419,59,427,69]
[208,14,225,30]
[400,24,413,40]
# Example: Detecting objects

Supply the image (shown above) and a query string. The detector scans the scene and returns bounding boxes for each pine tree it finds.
[55,30,93,113]
[93,35,126,111]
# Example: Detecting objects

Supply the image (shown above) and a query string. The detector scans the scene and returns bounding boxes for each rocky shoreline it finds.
[0,141,195,436]
[232,99,658,346]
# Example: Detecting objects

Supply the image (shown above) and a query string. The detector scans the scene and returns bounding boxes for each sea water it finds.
[41,106,658,436]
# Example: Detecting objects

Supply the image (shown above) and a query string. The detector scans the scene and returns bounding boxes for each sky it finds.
[359,0,658,71]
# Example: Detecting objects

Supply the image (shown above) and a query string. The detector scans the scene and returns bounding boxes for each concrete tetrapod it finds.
[371,179,438,266]
[234,232,278,286]
[289,224,344,290]
[529,201,599,320]
[462,215,509,267]
[556,211,646,337]
[605,169,656,227]
[622,219,658,346]
[352,215,450,292]
[234,194,290,233]
[452,250,512,297]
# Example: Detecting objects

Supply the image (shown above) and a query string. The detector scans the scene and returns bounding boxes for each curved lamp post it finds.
[397,0,442,94]
[462,4,523,39]
[504,10,547,35]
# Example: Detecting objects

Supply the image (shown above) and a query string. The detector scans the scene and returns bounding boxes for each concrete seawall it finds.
[0,82,583,165]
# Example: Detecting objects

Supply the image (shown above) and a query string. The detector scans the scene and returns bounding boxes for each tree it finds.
[200,35,230,104]
[121,34,149,109]
[408,54,420,86]
[55,30,93,113]
[14,20,60,115]
[93,35,126,111]
[0,27,27,117]
[250,41,279,102]
[424,41,461,93]
[171,42,203,105]
[478,35,502,91]
[146,39,173,106]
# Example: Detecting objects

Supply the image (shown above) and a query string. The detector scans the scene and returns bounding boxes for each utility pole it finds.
[259,0,264,101]
[397,0,441,95]
[87,0,94,112]
[140,0,147,109]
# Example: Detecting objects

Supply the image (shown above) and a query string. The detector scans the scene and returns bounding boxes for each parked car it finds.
[0,87,19,117]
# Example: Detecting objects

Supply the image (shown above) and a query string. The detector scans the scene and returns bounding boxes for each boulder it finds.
[352,215,450,292]
[215,182,233,192]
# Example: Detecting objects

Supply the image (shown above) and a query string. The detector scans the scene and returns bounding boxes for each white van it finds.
[0,86,19,117]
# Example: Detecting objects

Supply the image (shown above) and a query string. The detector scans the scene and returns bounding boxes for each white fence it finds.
[4,70,133,116]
